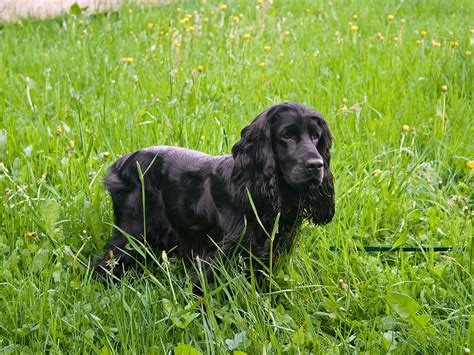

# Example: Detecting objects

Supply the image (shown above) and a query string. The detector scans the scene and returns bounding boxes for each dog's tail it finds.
[105,151,161,195]
[104,152,134,195]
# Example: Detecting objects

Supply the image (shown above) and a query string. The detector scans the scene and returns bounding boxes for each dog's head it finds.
[232,102,334,224]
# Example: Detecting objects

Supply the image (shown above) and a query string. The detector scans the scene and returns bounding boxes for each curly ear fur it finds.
[303,117,335,225]
[231,106,281,212]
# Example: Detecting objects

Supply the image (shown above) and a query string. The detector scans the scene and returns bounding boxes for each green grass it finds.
[0,0,473,352]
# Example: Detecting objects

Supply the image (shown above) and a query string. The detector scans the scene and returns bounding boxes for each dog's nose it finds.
[305,159,323,171]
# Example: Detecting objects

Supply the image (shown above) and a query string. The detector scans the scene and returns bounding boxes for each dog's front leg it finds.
[188,221,246,293]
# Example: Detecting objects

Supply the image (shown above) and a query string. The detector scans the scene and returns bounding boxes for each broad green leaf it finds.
[162,299,199,329]
[391,232,408,250]
[386,291,420,319]
[382,331,398,352]
[273,304,293,325]
[412,314,435,335]
[174,343,201,355]
[162,298,176,314]
[42,199,61,234]
[225,331,250,351]
[84,199,101,239]
[84,329,95,341]
[32,248,49,272]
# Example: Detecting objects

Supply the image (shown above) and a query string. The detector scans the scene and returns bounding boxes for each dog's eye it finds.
[282,132,293,140]
[311,133,320,143]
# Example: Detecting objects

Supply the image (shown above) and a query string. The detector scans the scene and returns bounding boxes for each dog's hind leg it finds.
[92,187,149,278]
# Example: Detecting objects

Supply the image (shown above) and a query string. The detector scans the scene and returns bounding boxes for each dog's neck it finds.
[277,176,310,217]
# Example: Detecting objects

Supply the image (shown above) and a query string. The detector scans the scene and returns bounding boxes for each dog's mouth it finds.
[286,167,323,186]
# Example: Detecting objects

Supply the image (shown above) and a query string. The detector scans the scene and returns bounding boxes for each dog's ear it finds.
[232,105,282,210]
[303,117,335,224]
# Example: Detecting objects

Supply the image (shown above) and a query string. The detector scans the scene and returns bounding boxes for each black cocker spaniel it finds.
[93,102,334,290]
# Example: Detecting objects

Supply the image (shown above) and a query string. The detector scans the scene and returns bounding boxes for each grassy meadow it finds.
[0,0,473,352]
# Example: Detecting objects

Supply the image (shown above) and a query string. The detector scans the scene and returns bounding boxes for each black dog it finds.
[93,102,334,289]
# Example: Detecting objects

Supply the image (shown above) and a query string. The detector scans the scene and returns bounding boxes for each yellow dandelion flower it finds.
[420,30,427,37]
[173,41,181,48]
[416,39,421,45]
[78,19,85,26]
[348,21,353,27]
[176,7,182,13]
[147,22,154,29]
[258,62,265,68]
[432,40,441,48]
[351,25,359,32]
[283,30,290,36]
[379,35,385,41]
[185,26,195,32]
[68,140,75,149]
[196,65,204,72]
[121,57,134,64]
[467,160,474,169]
[179,17,190,25]
[465,50,472,56]
[264,45,271,52]
[203,17,209,24]
[186,14,193,20]
[441,85,448,92]
[373,169,382,177]
[243,33,251,40]
[387,14,394,21]
[402,125,410,132]
[449,40,459,47]
[25,231,35,239]
[352,14,358,20]
[220,4,227,11]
